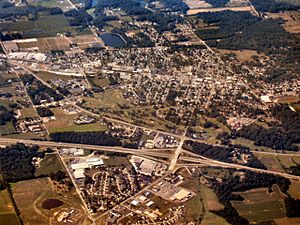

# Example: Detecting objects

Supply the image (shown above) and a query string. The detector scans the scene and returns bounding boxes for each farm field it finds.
[253,153,284,172]
[16,34,96,52]
[12,177,89,225]
[0,190,20,225]
[232,186,286,223]
[1,14,88,38]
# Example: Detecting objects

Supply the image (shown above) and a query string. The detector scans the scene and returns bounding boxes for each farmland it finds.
[0,14,88,38]
[0,190,20,225]
[232,186,286,223]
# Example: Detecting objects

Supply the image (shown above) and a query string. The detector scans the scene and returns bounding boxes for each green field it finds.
[0,190,20,225]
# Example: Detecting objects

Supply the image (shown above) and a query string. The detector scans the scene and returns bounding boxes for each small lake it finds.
[92,0,99,7]
[99,33,126,48]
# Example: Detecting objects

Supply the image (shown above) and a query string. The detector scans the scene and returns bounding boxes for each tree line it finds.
[0,143,44,190]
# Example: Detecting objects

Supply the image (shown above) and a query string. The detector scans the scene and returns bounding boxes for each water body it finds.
[92,0,99,7]
[99,33,126,48]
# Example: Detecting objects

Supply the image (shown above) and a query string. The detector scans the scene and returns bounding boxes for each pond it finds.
[99,33,126,48]
[42,199,64,210]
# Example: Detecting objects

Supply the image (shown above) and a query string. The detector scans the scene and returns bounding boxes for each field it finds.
[45,107,107,133]
[267,11,300,33]
[27,0,74,11]
[187,6,254,15]
[288,180,300,200]
[0,190,20,225]
[12,177,90,225]
[274,95,300,104]
[89,77,111,88]
[16,34,97,52]
[253,153,283,172]
[275,217,300,225]
[180,168,228,224]
[83,89,129,109]
[218,49,264,63]
[19,107,39,118]
[0,121,16,135]
[233,137,278,152]
[253,152,300,174]
[1,14,88,38]
[277,0,300,6]
[34,153,65,177]
[232,186,286,223]
[34,71,78,82]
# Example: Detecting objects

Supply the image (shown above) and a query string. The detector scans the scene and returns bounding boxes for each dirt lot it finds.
[187,6,254,15]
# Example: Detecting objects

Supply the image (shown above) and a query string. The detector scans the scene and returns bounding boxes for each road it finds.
[0,137,299,181]
[0,137,173,159]
[169,127,188,171]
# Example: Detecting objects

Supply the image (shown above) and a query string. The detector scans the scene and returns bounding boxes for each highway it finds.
[0,137,173,159]
[0,137,299,181]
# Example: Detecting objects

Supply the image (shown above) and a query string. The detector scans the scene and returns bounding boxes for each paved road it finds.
[180,156,300,181]
[0,137,299,181]
[0,137,173,159]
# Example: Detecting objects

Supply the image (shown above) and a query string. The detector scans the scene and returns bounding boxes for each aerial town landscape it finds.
[0,0,300,225]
